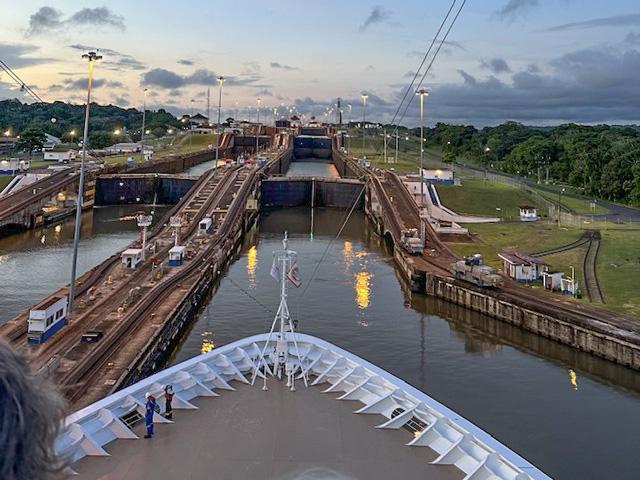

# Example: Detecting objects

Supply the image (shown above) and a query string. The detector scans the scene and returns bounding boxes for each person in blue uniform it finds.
[144,392,156,438]
[163,384,174,420]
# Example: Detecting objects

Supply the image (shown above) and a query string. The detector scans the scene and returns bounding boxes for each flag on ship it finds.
[287,262,302,288]
[270,256,280,281]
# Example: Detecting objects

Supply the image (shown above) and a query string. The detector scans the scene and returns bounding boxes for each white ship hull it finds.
[58,332,550,479]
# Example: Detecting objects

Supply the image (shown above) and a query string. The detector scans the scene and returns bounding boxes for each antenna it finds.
[136,212,153,260]
[206,88,211,123]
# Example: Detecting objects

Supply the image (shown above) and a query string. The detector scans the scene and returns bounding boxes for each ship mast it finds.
[251,232,308,388]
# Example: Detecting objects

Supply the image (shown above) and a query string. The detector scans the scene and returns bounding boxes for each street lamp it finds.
[256,97,261,154]
[140,88,148,161]
[416,88,429,209]
[361,93,368,160]
[558,187,566,227]
[483,146,491,180]
[69,50,102,313]
[215,76,224,162]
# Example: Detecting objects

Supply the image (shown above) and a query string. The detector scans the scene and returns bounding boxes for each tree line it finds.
[0,99,180,149]
[422,121,640,206]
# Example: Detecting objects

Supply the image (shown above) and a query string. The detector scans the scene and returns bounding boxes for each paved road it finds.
[456,162,640,222]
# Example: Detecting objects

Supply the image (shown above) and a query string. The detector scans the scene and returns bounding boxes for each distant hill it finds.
[0,99,180,140]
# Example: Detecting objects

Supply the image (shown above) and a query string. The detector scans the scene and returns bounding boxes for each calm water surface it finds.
[172,207,640,480]
[0,205,167,323]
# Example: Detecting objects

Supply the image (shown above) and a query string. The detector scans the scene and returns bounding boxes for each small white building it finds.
[44,147,77,162]
[542,271,564,291]
[498,251,548,282]
[168,246,186,266]
[0,158,29,174]
[28,296,67,344]
[106,143,141,155]
[519,205,538,222]
[122,248,143,269]
[198,217,212,235]
[419,168,454,184]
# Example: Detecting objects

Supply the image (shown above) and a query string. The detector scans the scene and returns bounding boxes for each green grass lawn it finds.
[344,131,446,173]
[445,218,640,317]
[99,133,217,165]
[446,220,582,269]
[597,229,640,316]
[437,179,549,220]
[0,175,16,190]
[533,187,610,215]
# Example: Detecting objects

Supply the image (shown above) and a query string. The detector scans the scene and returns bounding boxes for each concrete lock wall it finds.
[425,274,640,370]
[293,136,332,159]
[95,176,197,205]
[260,179,365,209]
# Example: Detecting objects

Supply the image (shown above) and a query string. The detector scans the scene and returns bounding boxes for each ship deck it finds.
[72,379,463,480]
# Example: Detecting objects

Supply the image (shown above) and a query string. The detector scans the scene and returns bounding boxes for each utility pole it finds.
[69,50,102,313]
[395,132,399,165]
[256,97,261,154]
[140,88,148,162]
[383,129,388,163]
[206,87,211,122]
[216,76,224,162]
[361,93,368,161]
[416,89,428,209]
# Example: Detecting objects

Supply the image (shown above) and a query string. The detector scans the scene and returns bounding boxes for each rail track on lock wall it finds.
[61,165,261,405]
[1,167,239,358]
[342,157,634,343]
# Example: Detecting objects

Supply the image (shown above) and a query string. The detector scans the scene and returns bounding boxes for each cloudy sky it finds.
[1,0,639,126]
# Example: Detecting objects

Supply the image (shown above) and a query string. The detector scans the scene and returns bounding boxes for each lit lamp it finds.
[69,50,102,313]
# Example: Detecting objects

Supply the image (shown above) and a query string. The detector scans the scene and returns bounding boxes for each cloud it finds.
[359,5,392,32]
[0,43,55,68]
[480,57,512,74]
[141,68,264,89]
[48,77,124,92]
[365,65,376,71]
[270,62,299,71]
[494,0,538,21]
[547,14,640,32]
[113,96,129,106]
[26,6,124,36]
[68,44,146,71]
[421,46,640,125]
[177,59,194,66]
[68,7,125,30]
[256,88,273,97]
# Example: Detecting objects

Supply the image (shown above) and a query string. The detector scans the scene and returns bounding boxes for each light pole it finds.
[69,50,102,313]
[558,187,566,227]
[189,99,195,150]
[395,132,399,164]
[216,76,224,162]
[483,146,491,180]
[140,88,148,161]
[416,89,428,209]
[256,97,261,154]
[361,93,368,160]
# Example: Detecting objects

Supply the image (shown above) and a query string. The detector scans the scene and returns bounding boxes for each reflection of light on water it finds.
[569,369,578,390]
[354,271,372,309]
[342,240,353,272]
[246,246,257,288]
[200,330,215,354]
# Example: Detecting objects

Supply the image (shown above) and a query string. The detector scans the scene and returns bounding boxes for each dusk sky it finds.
[1,0,639,126]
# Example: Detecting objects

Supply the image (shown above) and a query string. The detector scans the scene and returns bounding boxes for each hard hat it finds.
[145,392,151,399]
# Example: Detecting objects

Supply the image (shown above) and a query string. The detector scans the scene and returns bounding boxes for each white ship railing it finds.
[57,333,551,479]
